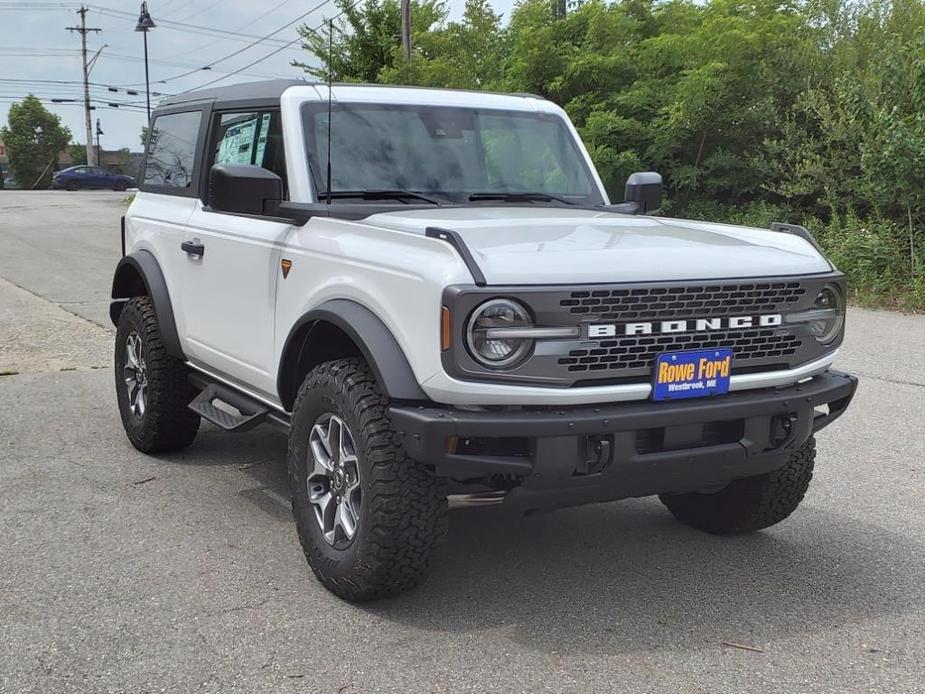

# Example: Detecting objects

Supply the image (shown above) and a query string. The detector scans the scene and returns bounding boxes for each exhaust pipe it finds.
[447,490,507,509]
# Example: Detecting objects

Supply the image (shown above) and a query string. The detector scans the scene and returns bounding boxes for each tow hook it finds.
[579,435,613,475]
[770,414,797,448]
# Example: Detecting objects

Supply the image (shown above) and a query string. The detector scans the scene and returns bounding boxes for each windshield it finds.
[302,102,603,205]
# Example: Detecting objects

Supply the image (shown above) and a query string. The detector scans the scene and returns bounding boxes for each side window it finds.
[211,111,287,194]
[143,111,202,190]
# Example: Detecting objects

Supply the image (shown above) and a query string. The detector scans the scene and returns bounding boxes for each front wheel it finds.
[288,359,446,601]
[113,180,128,191]
[659,437,816,535]
[115,297,200,453]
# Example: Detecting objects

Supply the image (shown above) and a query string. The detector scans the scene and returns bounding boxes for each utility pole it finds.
[66,6,101,167]
[400,0,411,62]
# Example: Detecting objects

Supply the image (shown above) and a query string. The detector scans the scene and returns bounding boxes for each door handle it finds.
[181,241,205,257]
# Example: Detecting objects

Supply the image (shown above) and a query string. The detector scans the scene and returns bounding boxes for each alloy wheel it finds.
[123,331,148,417]
[307,413,362,549]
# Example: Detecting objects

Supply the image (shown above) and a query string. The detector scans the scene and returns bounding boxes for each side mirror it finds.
[209,164,282,216]
[623,171,662,214]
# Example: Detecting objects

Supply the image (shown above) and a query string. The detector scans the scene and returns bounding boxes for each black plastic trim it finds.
[770,221,831,266]
[277,299,426,409]
[109,249,184,359]
[391,369,858,486]
[425,226,487,286]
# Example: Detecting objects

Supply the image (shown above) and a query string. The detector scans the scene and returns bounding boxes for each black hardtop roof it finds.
[158,79,307,107]
[157,79,543,109]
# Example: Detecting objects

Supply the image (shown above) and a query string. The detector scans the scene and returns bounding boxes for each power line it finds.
[89,0,332,91]
[177,0,353,95]
[0,77,173,96]
[166,0,299,65]
[89,5,300,48]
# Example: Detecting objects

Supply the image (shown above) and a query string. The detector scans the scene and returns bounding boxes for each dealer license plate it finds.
[652,348,733,402]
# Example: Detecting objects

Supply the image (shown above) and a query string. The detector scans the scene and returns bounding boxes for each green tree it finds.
[0,95,71,189]
[292,0,446,82]
[68,143,88,166]
[380,0,509,89]
[289,0,925,306]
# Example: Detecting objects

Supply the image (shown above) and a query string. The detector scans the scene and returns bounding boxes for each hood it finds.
[363,207,831,285]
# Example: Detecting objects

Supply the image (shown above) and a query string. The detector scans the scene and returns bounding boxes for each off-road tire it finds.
[115,297,200,453]
[659,437,816,535]
[288,358,447,601]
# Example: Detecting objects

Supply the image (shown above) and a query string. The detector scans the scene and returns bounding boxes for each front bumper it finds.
[391,370,857,511]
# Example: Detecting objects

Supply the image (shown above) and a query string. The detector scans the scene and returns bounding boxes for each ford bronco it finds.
[111,80,857,601]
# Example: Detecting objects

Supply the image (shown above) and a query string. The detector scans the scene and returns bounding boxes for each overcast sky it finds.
[1,0,518,152]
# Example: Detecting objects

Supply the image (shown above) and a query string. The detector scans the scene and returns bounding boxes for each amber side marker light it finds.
[441,306,452,351]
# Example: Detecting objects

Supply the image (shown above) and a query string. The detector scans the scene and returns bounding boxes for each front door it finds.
[174,110,291,398]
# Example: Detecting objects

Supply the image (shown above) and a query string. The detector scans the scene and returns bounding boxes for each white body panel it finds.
[125,84,840,409]
[176,208,293,397]
[363,207,831,283]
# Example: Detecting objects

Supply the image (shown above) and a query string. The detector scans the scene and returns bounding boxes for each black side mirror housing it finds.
[623,171,662,214]
[209,164,282,216]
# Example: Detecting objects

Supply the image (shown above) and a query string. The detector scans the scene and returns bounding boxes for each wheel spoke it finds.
[335,500,356,540]
[136,383,146,415]
[327,417,342,466]
[125,335,140,368]
[309,442,332,476]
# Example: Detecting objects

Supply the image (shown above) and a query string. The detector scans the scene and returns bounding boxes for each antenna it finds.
[325,19,333,205]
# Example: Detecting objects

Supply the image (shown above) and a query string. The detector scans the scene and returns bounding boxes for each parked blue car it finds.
[52,166,136,191]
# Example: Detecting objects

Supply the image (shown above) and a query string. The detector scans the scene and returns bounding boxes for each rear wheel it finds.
[288,358,446,601]
[659,437,816,535]
[115,297,200,453]
[65,180,80,191]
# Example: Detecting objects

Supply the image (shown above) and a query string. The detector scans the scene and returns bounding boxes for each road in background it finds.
[1,191,923,693]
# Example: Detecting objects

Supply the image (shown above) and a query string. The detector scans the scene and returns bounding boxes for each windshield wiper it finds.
[322,189,443,205]
[467,191,577,205]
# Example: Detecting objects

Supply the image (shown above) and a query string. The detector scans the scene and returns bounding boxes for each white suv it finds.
[111,80,857,601]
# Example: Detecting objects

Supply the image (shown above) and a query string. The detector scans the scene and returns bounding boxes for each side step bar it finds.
[188,383,270,432]
[186,373,291,433]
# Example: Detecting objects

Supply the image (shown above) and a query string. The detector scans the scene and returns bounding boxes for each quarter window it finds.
[212,111,287,190]
[143,111,202,189]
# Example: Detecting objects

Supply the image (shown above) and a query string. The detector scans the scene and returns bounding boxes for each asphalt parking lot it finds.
[1,190,924,693]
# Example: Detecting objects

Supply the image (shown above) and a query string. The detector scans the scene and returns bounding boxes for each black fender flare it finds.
[110,249,184,359]
[278,299,427,407]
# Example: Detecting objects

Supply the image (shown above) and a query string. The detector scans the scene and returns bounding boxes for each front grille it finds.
[444,274,840,388]
[559,328,802,373]
[561,282,806,321]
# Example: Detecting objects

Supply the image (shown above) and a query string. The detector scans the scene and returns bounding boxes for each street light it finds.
[95,119,104,167]
[134,2,156,126]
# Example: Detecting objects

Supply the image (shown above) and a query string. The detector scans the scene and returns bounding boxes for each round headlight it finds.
[465,299,532,368]
[809,284,845,344]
